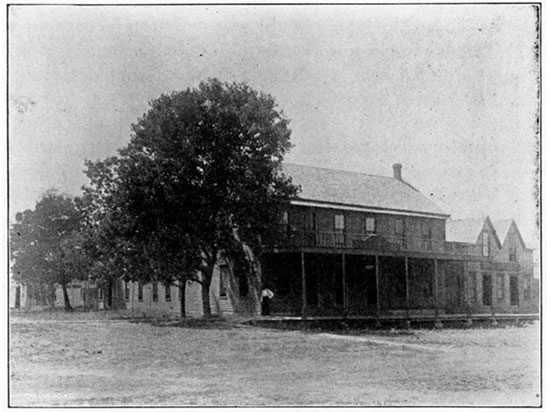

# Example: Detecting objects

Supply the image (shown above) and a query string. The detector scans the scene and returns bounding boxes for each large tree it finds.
[10,191,87,311]
[85,79,298,317]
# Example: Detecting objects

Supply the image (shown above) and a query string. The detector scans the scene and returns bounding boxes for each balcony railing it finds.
[274,228,482,257]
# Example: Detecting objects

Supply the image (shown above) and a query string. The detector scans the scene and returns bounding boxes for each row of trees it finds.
[10,79,299,316]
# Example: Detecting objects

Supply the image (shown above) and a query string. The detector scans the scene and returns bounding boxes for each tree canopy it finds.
[10,191,87,311]
[83,78,299,317]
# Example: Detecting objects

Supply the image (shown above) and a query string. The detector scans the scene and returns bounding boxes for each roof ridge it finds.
[448,217,486,223]
[284,162,395,180]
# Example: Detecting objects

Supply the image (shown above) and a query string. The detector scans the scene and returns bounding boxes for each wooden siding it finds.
[288,205,446,242]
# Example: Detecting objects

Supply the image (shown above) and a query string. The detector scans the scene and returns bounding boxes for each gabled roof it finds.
[492,219,527,249]
[281,163,449,218]
[445,218,486,243]
[492,219,514,244]
[446,216,501,248]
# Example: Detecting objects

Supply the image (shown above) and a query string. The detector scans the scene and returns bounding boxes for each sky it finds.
[8,4,540,246]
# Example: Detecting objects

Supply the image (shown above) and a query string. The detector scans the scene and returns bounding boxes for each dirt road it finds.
[9,313,540,406]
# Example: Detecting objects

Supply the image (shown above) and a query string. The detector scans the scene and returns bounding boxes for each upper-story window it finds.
[395,218,405,237]
[281,210,289,225]
[509,247,517,262]
[422,221,432,238]
[421,221,433,251]
[334,214,345,232]
[482,232,490,257]
[306,212,317,232]
[165,283,171,302]
[365,217,376,234]
[152,281,158,302]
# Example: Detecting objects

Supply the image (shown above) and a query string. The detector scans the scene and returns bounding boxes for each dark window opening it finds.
[220,267,228,298]
[510,276,519,306]
[482,232,490,257]
[467,272,477,304]
[509,247,517,262]
[482,274,492,306]
[152,281,158,302]
[124,282,130,301]
[138,283,143,302]
[165,283,171,302]
[524,278,531,301]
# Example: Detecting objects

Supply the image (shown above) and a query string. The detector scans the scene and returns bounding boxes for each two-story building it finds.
[261,164,537,317]
[43,163,538,318]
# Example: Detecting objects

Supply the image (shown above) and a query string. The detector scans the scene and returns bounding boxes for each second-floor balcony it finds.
[273,228,482,257]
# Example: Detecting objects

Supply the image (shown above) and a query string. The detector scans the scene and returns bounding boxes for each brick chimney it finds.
[393,163,402,181]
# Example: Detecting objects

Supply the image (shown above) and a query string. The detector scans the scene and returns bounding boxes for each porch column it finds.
[434,259,439,315]
[301,252,307,319]
[342,253,347,311]
[375,255,380,316]
[405,257,410,311]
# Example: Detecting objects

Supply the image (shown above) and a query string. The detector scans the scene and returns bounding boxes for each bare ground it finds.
[9,311,541,406]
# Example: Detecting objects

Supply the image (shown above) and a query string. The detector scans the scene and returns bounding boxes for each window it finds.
[422,221,433,251]
[334,214,345,231]
[510,276,519,306]
[124,282,130,301]
[482,274,492,306]
[395,218,406,249]
[334,214,345,247]
[281,210,289,225]
[306,212,317,246]
[524,277,531,301]
[138,283,143,302]
[220,267,228,298]
[497,273,505,301]
[482,232,490,257]
[165,283,171,302]
[509,247,517,262]
[98,287,103,301]
[365,217,376,234]
[467,272,477,304]
[395,218,404,235]
[152,281,158,302]
[306,212,317,231]
[179,283,182,301]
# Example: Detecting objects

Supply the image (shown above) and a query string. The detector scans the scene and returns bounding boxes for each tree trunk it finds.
[44,284,56,308]
[201,265,214,318]
[110,277,127,310]
[61,283,73,312]
[179,280,186,318]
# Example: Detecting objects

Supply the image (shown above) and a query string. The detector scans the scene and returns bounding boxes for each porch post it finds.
[434,259,439,315]
[342,253,347,311]
[375,255,380,316]
[301,252,307,320]
[405,256,410,312]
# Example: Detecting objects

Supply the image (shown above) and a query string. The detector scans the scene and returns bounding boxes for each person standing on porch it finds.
[261,287,275,316]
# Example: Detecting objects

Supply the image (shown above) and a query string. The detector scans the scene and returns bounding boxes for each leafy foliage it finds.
[83,79,298,316]
[10,191,87,310]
